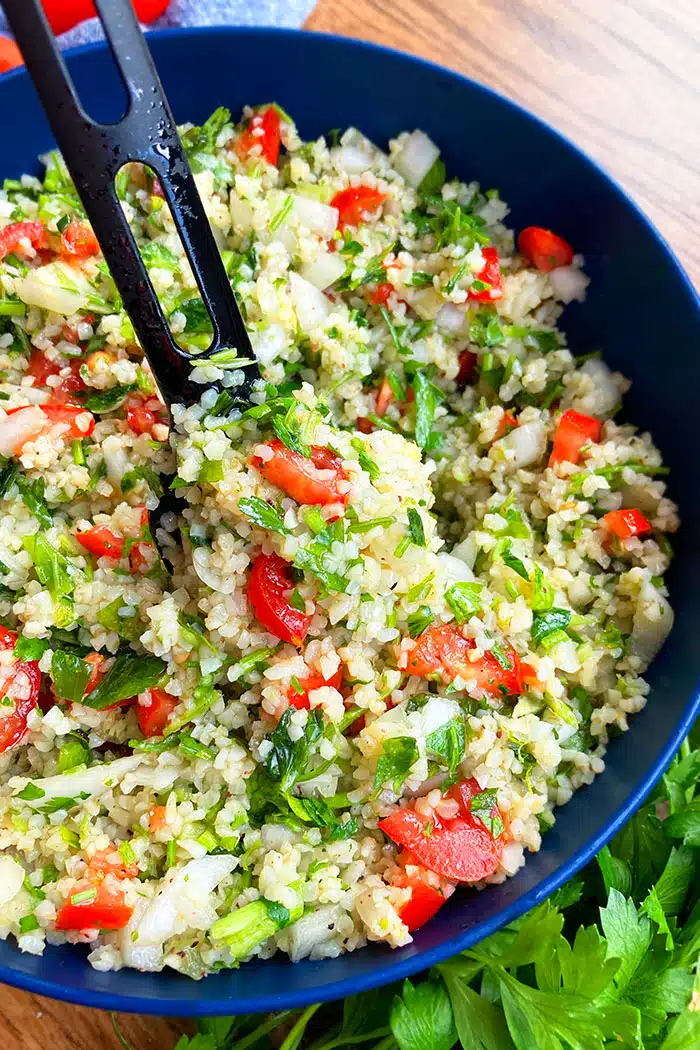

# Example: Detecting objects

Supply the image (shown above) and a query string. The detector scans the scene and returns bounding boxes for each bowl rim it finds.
[0,23,698,1016]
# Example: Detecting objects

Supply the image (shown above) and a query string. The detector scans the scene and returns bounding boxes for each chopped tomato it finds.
[379,778,506,883]
[149,805,168,832]
[375,376,395,418]
[76,525,124,561]
[54,879,133,932]
[0,626,41,753]
[0,35,23,73]
[467,246,503,302]
[60,221,100,259]
[602,508,652,539]
[407,624,523,697]
[288,667,343,710]
[521,662,540,689]
[250,439,349,507]
[136,687,178,738]
[330,186,387,230]
[88,847,138,881]
[398,879,447,932]
[0,221,47,262]
[495,410,518,440]
[368,282,393,306]
[549,409,601,466]
[356,417,373,434]
[83,652,107,695]
[28,352,86,403]
[126,394,166,436]
[235,106,281,166]
[519,226,574,272]
[248,552,311,647]
[129,541,154,573]
[43,403,93,437]
[456,349,477,387]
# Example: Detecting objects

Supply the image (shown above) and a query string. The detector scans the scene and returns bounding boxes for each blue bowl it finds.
[1,26,699,1017]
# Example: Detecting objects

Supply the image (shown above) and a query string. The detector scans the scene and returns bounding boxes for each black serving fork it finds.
[2,0,258,408]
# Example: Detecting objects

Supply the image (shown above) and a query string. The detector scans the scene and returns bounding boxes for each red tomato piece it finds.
[0,35,23,74]
[602,508,652,539]
[40,1,170,36]
[456,349,477,387]
[28,354,86,404]
[0,627,41,754]
[518,226,574,273]
[129,541,154,574]
[375,376,395,418]
[83,652,107,695]
[125,395,162,436]
[248,552,312,647]
[54,879,133,932]
[549,409,601,466]
[379,778,506,883]
[41,403,94,437]
[494,410,519,440]
[368,282,393,306]
[250,439,349,507]
[136,688,179,738]
[467,246,503,302]
[288,667,343,711]
[76,525,125,561]
[398,880,447,932]
[88,848,138,881]
[407,624,523,697]
[149,805,168,832]
[356,417,373,434]
[330,186,387,230]
[60,221,100,259]
[0,221,46,262]
[235,106,281,166]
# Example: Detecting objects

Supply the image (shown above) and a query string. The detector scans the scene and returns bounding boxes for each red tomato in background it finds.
[250,440,349,507]
[407,624,523,697]
[248,552,311,647]
[518,226,574,272]
[602,508,652,539]
[54,879,133,931]
[467,246,503,302]
[0,35,23,73]
[0,627,41,753]
[456,349,477,387]
[379,778,507,883]
[330,186,387,230]
[126,395,166,436]
[40,402,94,437]
[136,688,178,737]
[40,0,171,36]
[549,409,601,466]
[0,221,46,262]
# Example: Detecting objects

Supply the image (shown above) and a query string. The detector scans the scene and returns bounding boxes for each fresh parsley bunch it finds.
[120,725,700,1050]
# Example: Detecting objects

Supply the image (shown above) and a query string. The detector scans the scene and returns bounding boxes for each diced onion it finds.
[102,435,130,484]
[630,580,674,666]
[548,265,588,303]
[120,855,236,967]
[16,755,142,807]
[229,192,253,231]
[289,272,331,331]
[436,303,467,334]
[291,195,339,239]
[0,405,47,457]
[331,145,373,174]
[438,551,476,586]
[251,323,288,367]
[286,904,345,962]
[573,358,621,417]
[14,261,90,316]
[393,131,440,188]
[361,696,461,754]
[0,856,25,907]
[500,420,546,467]
[300,252,347,291]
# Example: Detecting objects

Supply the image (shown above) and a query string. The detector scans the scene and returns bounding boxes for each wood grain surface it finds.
[3,1,698,1047]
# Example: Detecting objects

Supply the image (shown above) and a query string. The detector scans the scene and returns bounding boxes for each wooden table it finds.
[4,1,698,1047]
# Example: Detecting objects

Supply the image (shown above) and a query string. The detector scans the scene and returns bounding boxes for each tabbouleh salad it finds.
[0,103,678,977]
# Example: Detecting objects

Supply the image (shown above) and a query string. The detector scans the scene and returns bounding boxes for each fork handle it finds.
[2,0,257,407]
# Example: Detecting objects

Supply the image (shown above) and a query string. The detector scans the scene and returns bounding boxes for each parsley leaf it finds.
[238,496,290,535]
[82,652,166,710]
[426,717,466,777]
[374,737,418,794]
